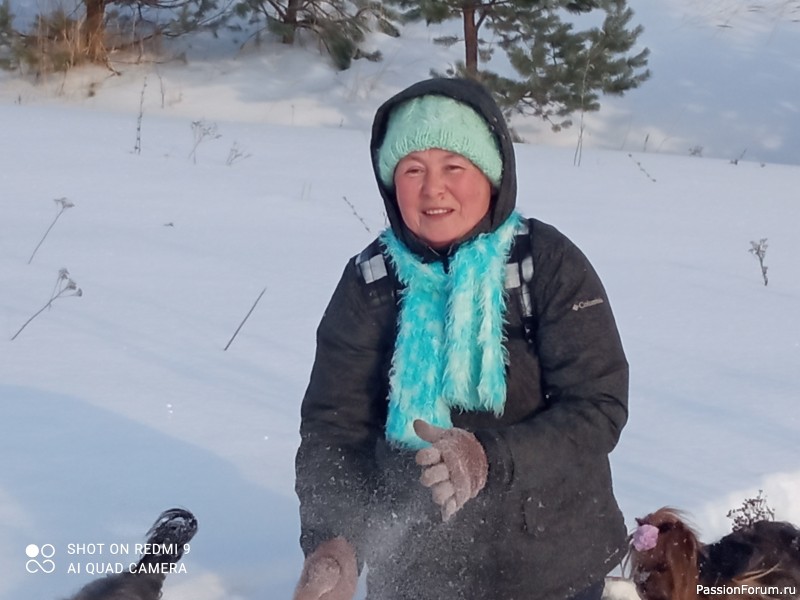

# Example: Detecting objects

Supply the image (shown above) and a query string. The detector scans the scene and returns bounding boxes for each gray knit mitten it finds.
[413,419,489,521]
[293,537,357,600]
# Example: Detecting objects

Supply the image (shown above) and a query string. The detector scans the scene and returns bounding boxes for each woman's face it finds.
[394,148,493,250]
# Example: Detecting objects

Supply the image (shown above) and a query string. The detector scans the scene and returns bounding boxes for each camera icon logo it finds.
[25,544,56,574]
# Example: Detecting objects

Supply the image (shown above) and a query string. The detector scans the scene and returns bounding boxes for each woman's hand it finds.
[413,420,488,521]
[293,537,357,600]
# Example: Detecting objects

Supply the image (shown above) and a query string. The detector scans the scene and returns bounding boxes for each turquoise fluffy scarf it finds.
[381,212,522,449]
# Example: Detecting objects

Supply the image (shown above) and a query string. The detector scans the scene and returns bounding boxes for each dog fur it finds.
[629,507,800,600]
[65,508,197,600]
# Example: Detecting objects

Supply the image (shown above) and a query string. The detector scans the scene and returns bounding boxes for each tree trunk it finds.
[84,0,107,62]
[282,0,303,44]
[463,3,479,77]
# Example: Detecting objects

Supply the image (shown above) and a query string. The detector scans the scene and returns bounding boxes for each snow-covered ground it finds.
[2,5,800,600]
[2,101,799,599]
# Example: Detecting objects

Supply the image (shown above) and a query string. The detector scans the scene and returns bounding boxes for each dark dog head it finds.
[706,519,800,592]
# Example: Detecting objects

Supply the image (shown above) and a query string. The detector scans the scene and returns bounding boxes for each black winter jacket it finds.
[296,78,629,600]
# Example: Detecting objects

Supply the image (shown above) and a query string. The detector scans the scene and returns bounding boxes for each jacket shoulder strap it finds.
[504,219,536,346]
[355,226,535,341]
[354,239,397,307]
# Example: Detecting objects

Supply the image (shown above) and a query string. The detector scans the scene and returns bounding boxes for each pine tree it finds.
[0,0,21,70]
[234,0,401,70]
[389,0,650,130]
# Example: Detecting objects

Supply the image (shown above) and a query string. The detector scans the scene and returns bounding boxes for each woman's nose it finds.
[422,169,445,198]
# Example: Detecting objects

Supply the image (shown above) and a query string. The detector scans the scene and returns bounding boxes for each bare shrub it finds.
[727,490,775,532]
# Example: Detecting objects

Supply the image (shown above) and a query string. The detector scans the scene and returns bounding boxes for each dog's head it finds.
[630,508,702,600]
[711,520,800,591]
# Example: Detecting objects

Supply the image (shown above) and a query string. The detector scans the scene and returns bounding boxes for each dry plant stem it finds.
[342,196,372,233]
[11,291,65,341]
[28,199,73,264]
[189,120,221,164]
[727,489,775,531]
[574,44,599,167]
[134,75,148,154]
[157,69,166,108]
[749,239,769,286]
[226,142,251,166]
[758,255,768,286]
[627,153,657,183]
[224,287,267,351]
[11,272,82,341]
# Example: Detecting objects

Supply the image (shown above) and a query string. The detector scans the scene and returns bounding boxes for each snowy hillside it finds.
[2,99,799,599]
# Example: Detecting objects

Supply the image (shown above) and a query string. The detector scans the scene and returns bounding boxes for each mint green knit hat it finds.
[377,95,503,187]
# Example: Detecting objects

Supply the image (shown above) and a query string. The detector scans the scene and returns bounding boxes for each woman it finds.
[293,77,629,600]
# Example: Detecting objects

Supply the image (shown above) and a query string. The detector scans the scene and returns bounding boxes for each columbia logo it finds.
[572,298,604,311]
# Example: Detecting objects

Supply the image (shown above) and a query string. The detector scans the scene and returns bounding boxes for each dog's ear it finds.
[704,538,754,580]
[662,521,701,600]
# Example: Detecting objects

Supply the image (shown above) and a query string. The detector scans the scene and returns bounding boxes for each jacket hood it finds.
[370,78,518,261]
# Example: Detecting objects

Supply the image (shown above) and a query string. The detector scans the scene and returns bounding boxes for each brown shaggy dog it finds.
[628,507,800,600]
